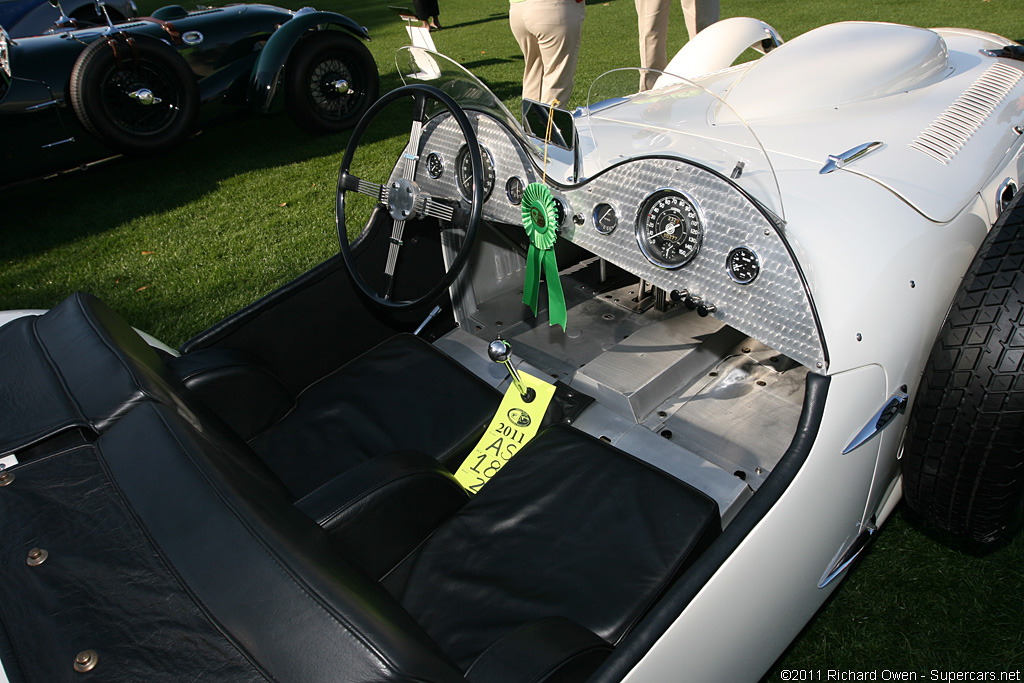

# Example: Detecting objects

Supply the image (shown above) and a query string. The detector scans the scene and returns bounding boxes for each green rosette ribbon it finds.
[521,182,567,331]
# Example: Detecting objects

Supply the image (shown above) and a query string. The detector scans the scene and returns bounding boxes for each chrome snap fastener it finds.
[74,649,99,673]
[0,471,13,486]
[26,547,48,567]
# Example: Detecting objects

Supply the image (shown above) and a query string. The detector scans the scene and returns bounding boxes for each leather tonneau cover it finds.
[0,442,269,683]
[0,316,86,455]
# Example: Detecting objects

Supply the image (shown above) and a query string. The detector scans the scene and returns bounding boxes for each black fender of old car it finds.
[248,8,370,114]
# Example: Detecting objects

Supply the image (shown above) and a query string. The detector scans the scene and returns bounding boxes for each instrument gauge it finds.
[455,145,495,202]
[727,246,761,285]
[593,203,617,235]
[425,152,444,179]
[506,176,525,205]
[635,189,704,269]
[553,197,566,227]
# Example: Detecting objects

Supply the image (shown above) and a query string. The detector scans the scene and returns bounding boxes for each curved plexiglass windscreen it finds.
[583,68,783,220]
[396,48,783,220]
[396,47,526,142]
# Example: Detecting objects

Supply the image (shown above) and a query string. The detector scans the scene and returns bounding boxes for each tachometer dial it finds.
[455,145,495,202]
[506,176,524,205]
[425,152,444,179]
[727,246,760,285]
[636,189,703,269]
[593,203,617,234]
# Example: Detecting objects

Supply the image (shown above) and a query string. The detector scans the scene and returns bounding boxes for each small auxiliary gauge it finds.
[506,176,525,205]
[726,246,761,285]
[553,197,566,227]
[425,152,444,179]
[593,203,617,234]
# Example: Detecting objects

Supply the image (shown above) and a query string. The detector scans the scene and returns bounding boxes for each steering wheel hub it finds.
[386,177,424,220]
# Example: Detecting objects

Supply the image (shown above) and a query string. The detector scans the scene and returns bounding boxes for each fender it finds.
[248,9,370,113]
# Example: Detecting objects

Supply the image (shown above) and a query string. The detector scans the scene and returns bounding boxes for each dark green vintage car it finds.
[0,2,379,187]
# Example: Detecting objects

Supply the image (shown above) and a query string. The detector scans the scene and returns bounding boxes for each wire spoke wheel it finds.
[100,60,181,135]
[70,33,198,155]
[286,31,379,134]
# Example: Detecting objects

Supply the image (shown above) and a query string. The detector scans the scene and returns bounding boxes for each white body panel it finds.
[624,366,887,681]
[600,21,1022,680]
[567,20,1022,680]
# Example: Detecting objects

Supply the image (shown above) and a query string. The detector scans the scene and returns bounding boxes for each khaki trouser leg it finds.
[510,1,544,102]
[681,0,719,40]
[511,0,585,105]
[635,0,669,90]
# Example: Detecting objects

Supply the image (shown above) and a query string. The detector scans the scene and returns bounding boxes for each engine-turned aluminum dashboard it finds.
[400,110,828,372]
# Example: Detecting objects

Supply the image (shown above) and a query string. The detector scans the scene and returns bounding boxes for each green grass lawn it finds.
[4,0,1024,678]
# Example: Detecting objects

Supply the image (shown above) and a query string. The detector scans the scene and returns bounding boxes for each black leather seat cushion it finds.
[248,334,503,499]
[382,425,721,670]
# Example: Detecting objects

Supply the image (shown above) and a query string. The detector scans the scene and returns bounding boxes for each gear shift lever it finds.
[488,339,535,402]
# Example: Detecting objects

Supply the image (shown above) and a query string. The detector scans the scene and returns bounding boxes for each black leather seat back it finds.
[248,334,502,498]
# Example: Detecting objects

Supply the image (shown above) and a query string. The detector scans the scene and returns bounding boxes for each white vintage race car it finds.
[1,17,1023,683]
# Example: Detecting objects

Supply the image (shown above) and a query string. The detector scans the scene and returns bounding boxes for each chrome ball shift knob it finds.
[488,339,511,364]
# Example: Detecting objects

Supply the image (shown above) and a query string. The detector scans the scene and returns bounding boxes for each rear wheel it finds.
[285,31,380,135]
[70,33,199,155]
[902,191,1024,544]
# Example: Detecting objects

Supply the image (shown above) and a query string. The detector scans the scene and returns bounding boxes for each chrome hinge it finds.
[843,386,908,454]
[819,518,877,588]
[820,141,884,174]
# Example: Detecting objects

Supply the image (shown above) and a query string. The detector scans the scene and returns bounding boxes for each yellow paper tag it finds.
[454,371,556,494]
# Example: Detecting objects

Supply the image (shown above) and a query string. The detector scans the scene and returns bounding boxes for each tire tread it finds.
[903,192,1024,543]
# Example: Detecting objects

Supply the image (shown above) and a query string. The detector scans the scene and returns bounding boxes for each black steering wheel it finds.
[336,83,483,309]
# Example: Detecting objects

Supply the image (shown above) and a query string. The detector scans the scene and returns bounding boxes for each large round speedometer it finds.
[636,189,704,269]
[455,144,495,202]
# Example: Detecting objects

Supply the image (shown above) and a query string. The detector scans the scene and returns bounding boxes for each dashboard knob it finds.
[685,294,701,311]
[697,302,717,317]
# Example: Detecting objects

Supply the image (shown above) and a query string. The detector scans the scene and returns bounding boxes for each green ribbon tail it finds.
[542,249,566,331]
[522,244,542,316]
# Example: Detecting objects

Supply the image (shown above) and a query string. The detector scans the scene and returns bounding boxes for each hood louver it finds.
[909,62,1022,164]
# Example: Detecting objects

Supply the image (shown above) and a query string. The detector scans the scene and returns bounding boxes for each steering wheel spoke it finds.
[357,178,388,203]
[340,172,388,202]
[336,84,484,310]
[422,196,457,224]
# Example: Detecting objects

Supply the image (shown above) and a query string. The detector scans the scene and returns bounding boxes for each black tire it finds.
[70,33,199,155]
[902,191,1024,544]
[285,31,380,135]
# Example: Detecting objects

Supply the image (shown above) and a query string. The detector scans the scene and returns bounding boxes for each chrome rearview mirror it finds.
[521,99,576,152]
